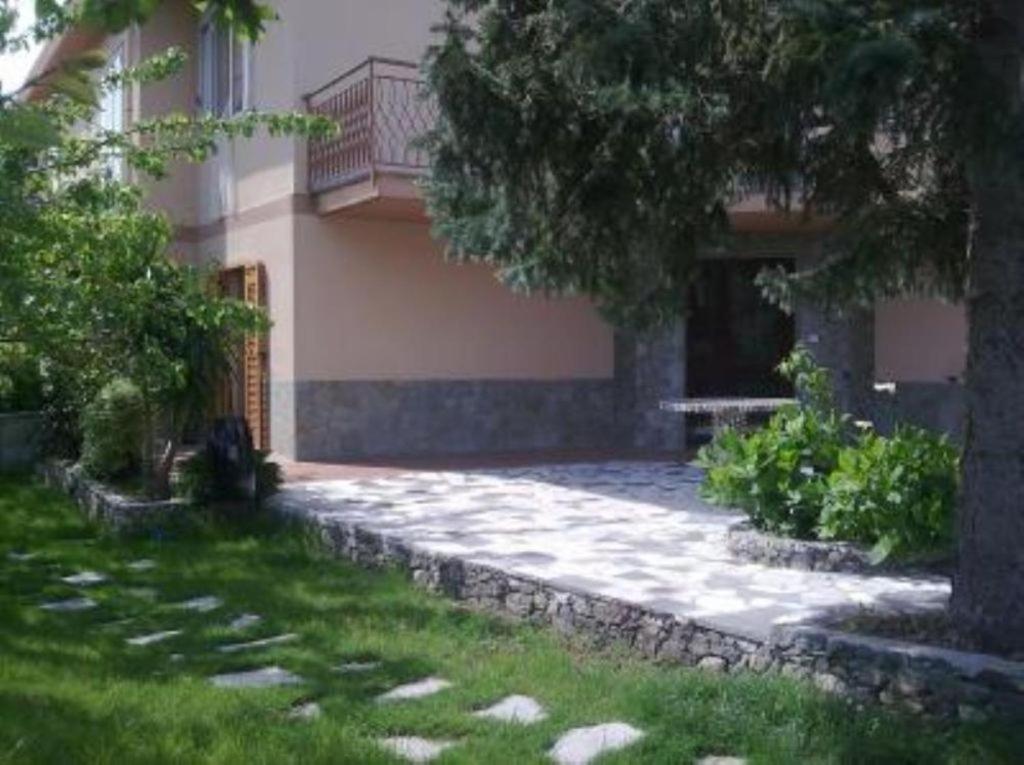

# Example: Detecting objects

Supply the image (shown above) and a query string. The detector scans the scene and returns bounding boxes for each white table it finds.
[659,397,796,435]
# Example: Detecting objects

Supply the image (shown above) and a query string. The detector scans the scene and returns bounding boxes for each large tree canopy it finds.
[426,0,983,324]
[426,0,1024,653]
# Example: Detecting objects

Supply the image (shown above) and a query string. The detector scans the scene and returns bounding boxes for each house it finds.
[25,0,967,460]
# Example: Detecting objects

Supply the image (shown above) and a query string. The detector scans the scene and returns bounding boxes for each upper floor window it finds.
[97,43,125,178]
[199,17,251,115]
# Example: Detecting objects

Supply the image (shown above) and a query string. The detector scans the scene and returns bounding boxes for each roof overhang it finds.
[22,24,106,102]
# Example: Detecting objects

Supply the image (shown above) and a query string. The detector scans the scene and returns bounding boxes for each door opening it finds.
[686,258,795,398]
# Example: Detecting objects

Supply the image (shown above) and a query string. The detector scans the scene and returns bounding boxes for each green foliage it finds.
[425,0,986,327]
[0,344,43,413]
[698,350,958,560]
[174,448,281,506]
[0,3,331,496]
[778,344,835,415]
[698,405,848,539]
[822,427,959,562]
[80,379,145,480]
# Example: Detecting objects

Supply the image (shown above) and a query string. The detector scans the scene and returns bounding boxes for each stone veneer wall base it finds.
[273,501,1024,722]
[286,379,619,461]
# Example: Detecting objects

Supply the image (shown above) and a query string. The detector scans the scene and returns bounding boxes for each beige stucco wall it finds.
[136,0,200,228]
[293,215,615,381]
[875,298,967,382]
[196,216,297,384]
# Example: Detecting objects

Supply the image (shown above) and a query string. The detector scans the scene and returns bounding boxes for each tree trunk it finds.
[950,0,1024,654]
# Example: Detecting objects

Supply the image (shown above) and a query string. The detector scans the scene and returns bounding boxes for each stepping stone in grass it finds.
[228,613,262,631]
[472,694,547,724]
[288,701,322,720]
[170,654,185,663]
[173,596,223,613]
[126,559,156,572]
[61,571,107,587]
[98,617,137,630]
[696,759,747,765]
[377,737,455,763]
[549,722,645,765]
[127,630,182,647]
[209,665,303,689]
[376,677,452,704]
[217,633,299,654]
[8,551,37,562]
[335,661,381,674]
[40,597,97,612]
[126,587,158,601]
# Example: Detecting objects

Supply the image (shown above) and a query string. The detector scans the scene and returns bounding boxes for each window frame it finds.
[198,14,252,116]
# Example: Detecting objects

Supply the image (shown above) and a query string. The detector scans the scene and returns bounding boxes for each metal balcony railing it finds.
[305,57,437,194]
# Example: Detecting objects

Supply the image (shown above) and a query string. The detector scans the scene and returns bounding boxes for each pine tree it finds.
[425,0,1024,653]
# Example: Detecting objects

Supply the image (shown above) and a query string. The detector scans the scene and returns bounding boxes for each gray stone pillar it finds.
[795,303,875,418]
[615,321,686,451]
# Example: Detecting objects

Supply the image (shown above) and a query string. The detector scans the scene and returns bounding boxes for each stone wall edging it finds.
[38,459,186,533]
[727,521,877,573]
[273,496,1024,721]
[727,522,950,577]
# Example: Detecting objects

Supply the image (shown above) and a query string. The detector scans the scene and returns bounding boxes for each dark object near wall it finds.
[208,416,256,500]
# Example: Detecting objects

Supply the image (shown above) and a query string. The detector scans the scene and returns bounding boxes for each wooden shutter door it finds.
[243,264,269,451]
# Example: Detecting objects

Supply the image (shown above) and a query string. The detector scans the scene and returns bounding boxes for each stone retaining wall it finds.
[0,411,44,472]
[727,522,880,573]
[276,503,1024,721]
[38,460,186,533]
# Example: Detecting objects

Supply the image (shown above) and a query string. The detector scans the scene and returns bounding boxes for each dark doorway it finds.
[686,258,795,397]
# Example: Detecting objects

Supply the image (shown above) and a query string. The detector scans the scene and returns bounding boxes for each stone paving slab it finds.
[472,694,547,724]
[288,701,322,720]
[8,551,37,562]
[127,630,182,647]
[61,571,107,587]
[277,462,950,640]
[39,596,97,612]
[228,613,262,631]
[126,559,156,572]
[549,722,644,764]
[209,665,303,689]
[377,677,452,703]
[377,737,455,763]
[174,596,223,613]
[217,633,298,654]
[335,660,381,674]
[696,757,747,765]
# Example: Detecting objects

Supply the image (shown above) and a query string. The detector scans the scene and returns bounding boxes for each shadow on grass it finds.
[2,476,1023,765]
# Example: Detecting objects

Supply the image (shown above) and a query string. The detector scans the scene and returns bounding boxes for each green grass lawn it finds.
[0,475,1021,765]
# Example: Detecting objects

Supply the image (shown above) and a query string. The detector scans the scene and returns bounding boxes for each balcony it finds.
[304,58,828,231]
[305,58,437,220]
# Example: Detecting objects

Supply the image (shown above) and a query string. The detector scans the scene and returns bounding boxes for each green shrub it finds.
[697,344,850,539]
[0,344,44,413]
[821,426,958,561]
[697,348,960,560]
[698,404,847,538]
[173,448,281,506]
[254,450,282,502]
[173,449,217,505]
[80,379,146,480]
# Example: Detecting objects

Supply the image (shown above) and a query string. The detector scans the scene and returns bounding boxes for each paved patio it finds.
[278,461,950,641]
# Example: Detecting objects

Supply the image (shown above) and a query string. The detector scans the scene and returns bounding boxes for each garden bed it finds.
[37,459,186,534]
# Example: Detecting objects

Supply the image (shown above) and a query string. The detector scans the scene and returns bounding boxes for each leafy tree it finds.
[426,0,1024,653]
[0,0,328,495]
